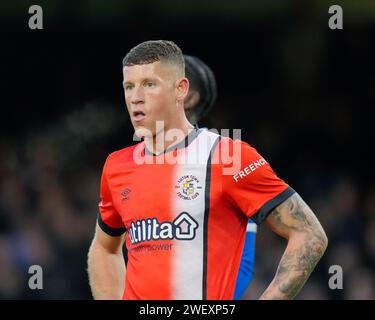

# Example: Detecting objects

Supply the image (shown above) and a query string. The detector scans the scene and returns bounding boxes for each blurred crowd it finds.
[0,103,126,299]
[0,101,374,300]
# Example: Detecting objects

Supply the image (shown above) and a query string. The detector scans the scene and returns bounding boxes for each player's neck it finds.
[145,118,194,155]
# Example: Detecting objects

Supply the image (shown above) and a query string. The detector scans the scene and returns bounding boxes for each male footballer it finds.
[87,40,328,300]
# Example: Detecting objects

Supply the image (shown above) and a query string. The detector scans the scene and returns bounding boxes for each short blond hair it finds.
[122,40,185,76]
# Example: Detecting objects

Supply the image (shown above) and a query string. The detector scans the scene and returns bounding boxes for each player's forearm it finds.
[87,244,126,300]
[259,231,327,300]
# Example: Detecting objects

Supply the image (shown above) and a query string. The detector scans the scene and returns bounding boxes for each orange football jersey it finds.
[98,128,295,299]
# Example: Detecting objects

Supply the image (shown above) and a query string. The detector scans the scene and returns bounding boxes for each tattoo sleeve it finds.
[259,193,328,300]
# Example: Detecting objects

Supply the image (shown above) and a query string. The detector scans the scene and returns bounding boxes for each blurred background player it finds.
[184,54,257,299]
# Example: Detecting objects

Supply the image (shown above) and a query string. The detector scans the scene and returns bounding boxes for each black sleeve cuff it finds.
[250,186,296,225]
[97,213,126,237]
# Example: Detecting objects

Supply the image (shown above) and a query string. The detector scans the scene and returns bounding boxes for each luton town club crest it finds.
[175,175,202,200]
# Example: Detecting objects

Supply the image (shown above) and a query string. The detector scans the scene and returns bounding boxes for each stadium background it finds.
[0,0,374,299]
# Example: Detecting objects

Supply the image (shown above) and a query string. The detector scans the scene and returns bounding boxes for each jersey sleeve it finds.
[223,140,295,224]
[97,157,126,236]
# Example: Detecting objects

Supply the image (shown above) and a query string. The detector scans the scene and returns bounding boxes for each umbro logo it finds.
[121,188,131,201]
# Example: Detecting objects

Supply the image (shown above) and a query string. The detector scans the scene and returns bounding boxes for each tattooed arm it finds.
[259,193,328,300]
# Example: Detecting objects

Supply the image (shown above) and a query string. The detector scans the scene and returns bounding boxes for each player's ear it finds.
[175,77,189,102]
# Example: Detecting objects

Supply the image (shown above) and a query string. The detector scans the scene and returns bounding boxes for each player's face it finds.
[123,61,181,138]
